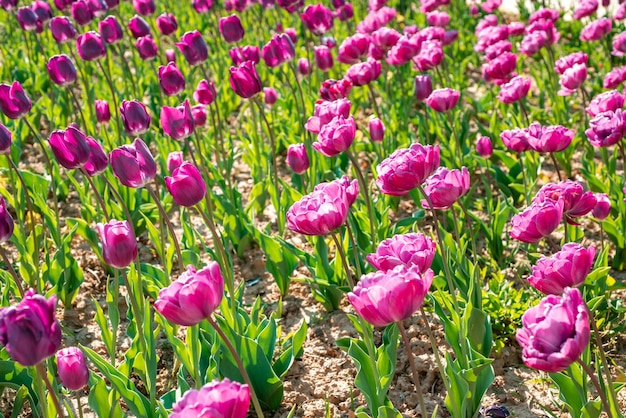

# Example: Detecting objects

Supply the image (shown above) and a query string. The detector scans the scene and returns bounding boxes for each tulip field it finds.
[3,0,626,416]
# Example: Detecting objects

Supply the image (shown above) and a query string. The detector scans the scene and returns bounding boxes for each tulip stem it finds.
[288,63,308,129]
[96,60,123,144]
[102,177,134,233]
[587,307,619,414]
[115,44,138,98]
[147,185,185,273]
[518,152,531,206]
[189,324,202,389]
[445,111,462,166]
[331,231,355,289]
[549,153,563,181]
[576,358,613,417]
[345,221,363,280]
[68,48,95,124]
[0,246,23,297]
[367,85,381,120]
[68,87,89,135]
[397,321,428,418]
[36,362,65,418]
[80,169,110,222]
[519,99,531,126]
[345,149,377,247]
[76,392,84,418]
[206,316,265,418]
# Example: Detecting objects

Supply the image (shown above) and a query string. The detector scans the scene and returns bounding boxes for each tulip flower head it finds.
[219,14,245,43]
[261,33,295,68]
[476,136,493,157]
[48,126,91,169]
[56,347,89,391]
[526,123,574,153]
[47,55,78,87]
[83,137,109,177]
[301,4,334,35]
[97,219,137,268]
[319,78,352,101]
[0,197,14,243]
[528,243,596,295]
[194,79,217,105]
[533,181,597,225]
[0,289,62,366]
[176,31,209,66]
[128,15,151,39]
[170,378,250,418]
[50,16,77,44]
[516,287,590,373]
[76,31,107,61]
[585,109,626,148]
[165,162,206,207]
[120,100,151,136]
[509,199,564,243]
[154,263,224,326]
[345,58,381,86]
[592,193,610,220]
[312,115,356,157]
[158,63,186,96]
[498,75,531,104]
[366,233,436,272]
[229,60,263,99]
[376,143,440,196]
[421,166,470,210]
[286,143,309,174]
[99,15,124,44]
[156,13,178,36]
[586,90,625,117]
[425,88,460,112]
[0,123,12,155]
[95,100,111,124]
[0,81,32,120]
[110,138,157,188]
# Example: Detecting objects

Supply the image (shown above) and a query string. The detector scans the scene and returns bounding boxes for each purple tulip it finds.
[165,162,206,207]
[348,265,433,327]
[48,126,91,169]
[386,34,421,66]
[509,199,564,243]
[167,151,184,172]
[580,18,612,42]
[132,0,155,15]
[421,166,470,210]
[616,3,626,20]
[574,0,598,20]
[0,124,11,155]
[170,378,249,418]
[313,115,356,157]
[369,117,385,142]
[263,87,277,106]
[71,0,94,26]
[261,33,295,68]
[603,66,626,89]
[219,14,244,43]
[301,4,334,35]
[156,13,178,36]
[414,74,433,102]
[319,78,352,101]
[0,0,18,11]
[498,75,531,104]
[0,289,62,366]
[585,109,626,147]
[194,79,216,105]
[165,48,176,63]
[475,135,492,157]
[104,0,119,8]
[298,57,311,75]
[161,100,195,141]
[337,33,370,64]
[16,7,39,31]
[586,90,625,117]
[482,52,517,83]
[83,137,109,176]
[120,100,151,136]
[76,31,107,61]
[136,35,158,60]
[426,10,449,27]
[345,58,381,86]
[425,88,460,113]
[176,31,208,66]
[192,0,213,13]
[314,45,334,72]
[366,233,435,273]
[533,181,597,225]
[277,0,304,13]
[229,60,262,99]
[529,8,560,23]
[592,193,611,220]
[528,243,596,295]
[413,40,443,72]
[54,0,73,10]
[50,16,77,44]
[97,219,137,267]
[229,45,260,66]
[128,14,151,38]
[558,64,587,96]
[191,105,207,127]
[286,143,309,174]
[0,197,14,243]
[0,82,32,120]
[526,123,574,153]
[110,139,156,188]
[47,55,78,86]
[376,143,440,196]
[86,0,108,17]
[99,15,123,44]
[612,32,626,56]
[95,99,111,123]
[555,53,588,75]
[516,288,590,373]
[158,63,185,96]
[56,347,89,391]
[305,98,351,134]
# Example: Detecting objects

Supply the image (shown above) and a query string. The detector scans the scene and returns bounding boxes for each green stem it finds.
[576,358,613,418]
[518,152,531,206]
[68,87,89,135]
[80,169,110,221]
[36,362,65,418]
[587,307,619,414]
[345,149,377,247]
[397,321,428,418]
[97,59,123,143]
[550,152,563,181]
[189,324,202,388]
[147,185,185,273]
[0,246,24,296]
[330,231,355,289]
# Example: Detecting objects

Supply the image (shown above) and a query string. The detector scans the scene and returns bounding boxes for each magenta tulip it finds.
[95,99,111,124]
[176,31,208,66]
[110,138,157,188]
[376,143,440,196]
[509,199,564,243]
[229,60,262,99]
[158,63,185,96]
[366,233,436,273]
[0,124,11,155]
[97,219,137,268]
[312,115,356,157]
[171,378,249,418]
[161,100,195,141]
[300,4,334,35]
[528,243,596,295]
[83,137,109,176]
[194,79,217,105]
[99,15,124,44]
[421,166,470,210]
[76,31,107,61]
[286,143,309,174]
[0,82,32,120]
[585,109,626,147]
[50,16,77,44]
[120,100,151,136]
[0,197,14,243]
[425,88,460,112]
[219,14,244,43]
[48,126,91,169]
[47,55,78,86]
[165,162,206,207]
[156,13,178,36]
[56,347,89,391]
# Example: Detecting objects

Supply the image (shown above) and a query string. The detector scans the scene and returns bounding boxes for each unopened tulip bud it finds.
[165,162,207,207]
[50,16,77,44]
[156,13,178,36]
[83,137,109,176]
[592,193,610,220]
[48,126,91,169]
[263,87,278,105]
[229,61,262,99]
[0,82,32,120]
[128,14,151,38]
[314,45,334,72]
[120,100,151,136]
[99,15,123,44]
[97,219,137,268]
[0,197,14,243]
[158,63,185,96]
[298,57,311,75]
[95,100,111,124]
[71,0,94,26]
[476,136,493,157]
[369,117,385,142]
[0,123,11,154]
[56,347,89,391]
[76,31,107,61]
[47,55,78,87]
[191,105,207,127]
[219,14,245,43]
[136,35,158,60]
[414,74,433,102]
[286,143,309,174]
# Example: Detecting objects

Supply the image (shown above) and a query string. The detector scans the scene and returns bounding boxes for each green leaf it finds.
[0,361,39,416]
[87,374,123,418]
[273,320,308,378]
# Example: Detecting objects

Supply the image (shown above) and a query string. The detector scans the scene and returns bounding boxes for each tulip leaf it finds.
[92,297,115,363]
[273,320,308,378]
[376,406,402,418]
[377,323,398,399]
[253,228,299,296]
[549,371,584,418]
[0,361,39,417]
[87,373,123,418]
[65,217,103,262]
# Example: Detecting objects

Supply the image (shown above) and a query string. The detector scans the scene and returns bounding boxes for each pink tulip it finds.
[509,199,564,243]
[421,166,470,210]
[366,233,435,272]
[376,143,440,196]
[312,115,356,157]
[165,162,206,207]
[170,378,249,418]
[528,243,596,295]
[425,88,460,113]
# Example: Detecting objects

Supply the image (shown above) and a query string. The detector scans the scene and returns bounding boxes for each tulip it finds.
[376,143,440,196]
[336,3,353,21]
[167,151,184,172]
[71,0,94,26]
[0,197,14,243]
[95,99,111,123]
[83,137,109,176]
[425,88,460,113]
[533,181,597,224]
[0,289,62,366]
[158,63,185,96]
[261,33,295,68]
[592,193,611,220]
[287,178,353,235]
[229,60,262,99]
[50,16,77,44]
[427,11,449,27]
[284,27,298,44]
[301,4,334,36]
[314,45,334,71]
[193,0,213,13]
[0,82,32,120]
[48,126,91,169]
[47,55,78,87]
[128,15,151,38]
[476,136,493,157]
[277,0,304,13]
[612,32,626,56]
[516,287,590,373]
[171,378,249,418]
[509,199,564,243]
[33,2,52,28]
[529,8,560,23]
[136,35,158,60]
[132,0,155,15]
[345,58,381,86]
[194,79,216,105]
[86,0,108,17]
[528,243,596,295]
[176,31,208,66]
[484,40,512,61]
[156,13,178,36]
[319,79,352,101]
[337,33,370,64]
[164,161,206,206]
[263,87,277,106]
[120,100,151,136]
[482,52,517,83]
[414,74,433,102]
[617,3,626,20]
[76,31,107,61]
[558,63,587,96]
[286,143,309,174]
[520,31,549,56]
[586,90,625,117]
[298,57,311,75]
[110,138,157,188]
[347,265,433,327]
[219,14,244,43]
[368,117,385,142]
[603,66,626,89]
[0,0,17,11]
[366,233,435,272]
[498,75,531,104]
[229,45,260,66]
[161,100,195,141]
[421,166,470,210]
[56,347,89,391]
[580,18,612,42]
[165,48,176,63]
[104,0,119,8]
[191,105,207,128]
[500,127,530,152]
[313,115,356,157]
[574,0,598,20]
[0,124,11,155]
[155,263,224,326]
[305,99,352,134]
[526,123,574,153]
[54,0,73,10]
[16,7,39,32]
[371,27,401,58]
[585,109,626,147]
[413,40,443,72]
[99,15,123,44]
[97,219,137,268]
[386,34,421,66]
